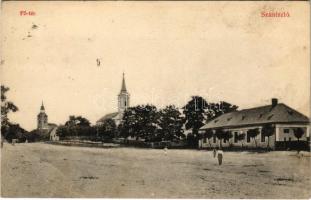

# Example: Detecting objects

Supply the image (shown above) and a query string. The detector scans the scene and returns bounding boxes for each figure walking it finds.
[213,148,217,158]
[217,149,224,165]
[164,146,168,156]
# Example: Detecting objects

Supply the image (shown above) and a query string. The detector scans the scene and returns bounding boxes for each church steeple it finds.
[118,73,130,113]
[38,101,48,129]
[40,101,45,112]
[121,72,127,92]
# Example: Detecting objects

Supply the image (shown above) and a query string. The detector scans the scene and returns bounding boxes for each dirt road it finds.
[1,143,310,198]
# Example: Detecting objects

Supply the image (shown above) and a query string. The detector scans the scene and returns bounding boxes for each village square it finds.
[1,73,311,198]
[1,1,310,198]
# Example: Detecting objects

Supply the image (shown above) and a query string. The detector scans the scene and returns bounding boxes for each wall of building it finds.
[275,124,309,142]
[199,125,275,149]
[199,123,310,149]
[114,114,123,126]
[50,127,59,141]
[38,115,48,129]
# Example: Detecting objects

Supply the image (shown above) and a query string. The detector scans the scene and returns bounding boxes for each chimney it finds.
[272,98,278,107]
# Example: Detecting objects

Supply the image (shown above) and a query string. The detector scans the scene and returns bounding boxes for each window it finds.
[289,137,292,142]
[284,129,290,134]
[242,115,246,120]
[259,114,263,118]
[247,133,250,143]
[267,114,274,120]
[234,132,238,143]
[203,138,207,143]
[261,132,265,142]
[223,139,226,143]
[284,137,287,141]
[213,135,216,143]
[194,98,198,111]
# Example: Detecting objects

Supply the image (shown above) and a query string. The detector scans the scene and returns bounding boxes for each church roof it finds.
[37,112,47,117]
[41,101,45,110]
[97,112,119,123]
[38,101,46,116]
[121,73,127,92]
[48,123,58,127]
[37,124,57,136]
[200,103,309,130]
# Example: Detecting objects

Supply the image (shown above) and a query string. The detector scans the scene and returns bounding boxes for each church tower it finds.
[37,101,48,129]
[118,73,130,114]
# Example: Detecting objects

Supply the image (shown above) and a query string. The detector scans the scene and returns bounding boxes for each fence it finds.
[275,141,310,151]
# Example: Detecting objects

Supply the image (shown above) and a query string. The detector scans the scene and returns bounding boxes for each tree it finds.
[120,108,136,139]
[223,131,233,146]
[98,118,117,140]
[204,129,214,147]
[116,124,124,139]
[293,128,304,142]
[247,128,260,148]
[215,129,227,148]
[158,105,185,141]
[183,96,208,147]
[65,115,90,127]
[56,125,70,139]
[215,130,233,148]
[3,123,28,143]
[1,85,19,141]
[261,124,275,148]
[206,101,238,120]
[121,104,158,141]
[236,133,246,148]
[60,115,94,139]
[27,128,51,142]
[183,96,238,148]
[219,101,239,114]
[186,133,197,148]
[293,128,305,153]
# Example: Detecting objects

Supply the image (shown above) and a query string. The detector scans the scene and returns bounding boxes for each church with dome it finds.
[96,73,130,126]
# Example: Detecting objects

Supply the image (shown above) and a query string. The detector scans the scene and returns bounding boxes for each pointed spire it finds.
[40,101,45,111]
[121,72,127,92]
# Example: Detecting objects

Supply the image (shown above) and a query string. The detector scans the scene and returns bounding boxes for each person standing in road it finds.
[164,146,168,156]
[213,148,217,158]
[217,148,224,165]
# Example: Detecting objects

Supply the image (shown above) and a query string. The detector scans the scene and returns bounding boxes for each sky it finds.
[1,1,310,131]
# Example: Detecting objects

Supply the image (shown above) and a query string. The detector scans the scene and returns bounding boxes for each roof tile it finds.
[200,103,309,129]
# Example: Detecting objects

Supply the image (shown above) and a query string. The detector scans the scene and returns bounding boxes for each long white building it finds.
[199,98,310,149]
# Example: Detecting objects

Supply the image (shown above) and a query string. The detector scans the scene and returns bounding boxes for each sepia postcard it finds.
[0,1,310,198]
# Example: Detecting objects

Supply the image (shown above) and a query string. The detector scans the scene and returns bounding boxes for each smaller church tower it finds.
[118,73,130,114]
[37,101,48,129]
